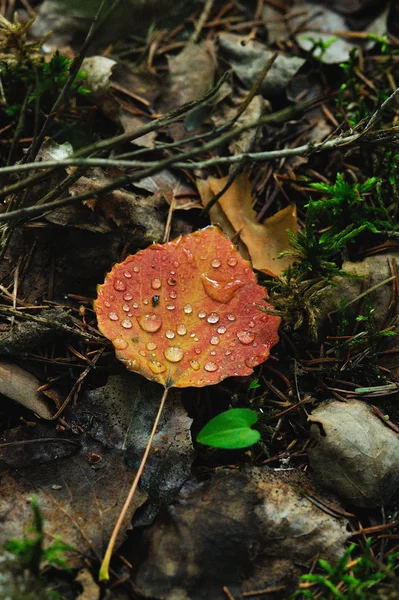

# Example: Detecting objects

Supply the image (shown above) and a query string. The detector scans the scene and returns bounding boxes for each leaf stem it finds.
[99,385,169,582]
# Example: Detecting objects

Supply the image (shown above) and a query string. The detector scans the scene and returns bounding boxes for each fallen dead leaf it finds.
[0,448,146,568]
[198,174,297,276]
[0,360,54,420]
[95,226,280,387]
[308,399,399,507]
[135,169,201,211]
[160,41,216,141]
[218,33,305,98]
[288,2,389,64]
[60,167,168,237]
[132,466,349,599]
[82,58,160,148]
[67,371,195,525]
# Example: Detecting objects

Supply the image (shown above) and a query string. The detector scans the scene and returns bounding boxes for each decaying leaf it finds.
[308,399,399,507]
[218,33,305,97]
[0,449,146,568]
[0,360,54,420]
[82,58,160,148]
[95,226,280,387]
[67,371,195,525]
[135,169,201,210]
[133,466,349,599]
[160,41,216,140]
[63,167,168,236]
[198,174,297,276]
[287,1,389,64]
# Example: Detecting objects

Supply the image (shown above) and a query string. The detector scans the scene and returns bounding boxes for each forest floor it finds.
[1,0,399,599]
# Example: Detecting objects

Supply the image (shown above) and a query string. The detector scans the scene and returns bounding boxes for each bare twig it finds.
[0,73,231,203]
[189,0,215,45]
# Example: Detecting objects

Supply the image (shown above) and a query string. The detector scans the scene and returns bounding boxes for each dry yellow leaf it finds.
[198,173,297,276]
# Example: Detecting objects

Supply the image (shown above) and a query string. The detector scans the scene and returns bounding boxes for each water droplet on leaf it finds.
[204,362,218,372]
[123,293,133,301]
[108,312,119,321]
[114,279,126,292]
[210,258,221,268]
[114,338,128,350]
[227,257,237,267]
[210,335,219,345]
[121,319,132,329]
[217,326,226,334]
[190,360,200,371]
[138,314,162,332]
[165,330,175,339]
[177,324,187,335]
[148,360,166,374]
[227,313,236,321]
[184,303,193,314]
[124,270,132,278]
[198,310,206,319]
[147,342,157,350]
[151,278,162,290]
[237,330,255,344]
[207,312,219,324]
[164,347,184,362]
[201,275,244,303]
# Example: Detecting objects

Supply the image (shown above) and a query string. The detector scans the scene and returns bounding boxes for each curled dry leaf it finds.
[308,399,399,507]
[0,360,54,420]
[94,226,280,388]
[198,174,297,276]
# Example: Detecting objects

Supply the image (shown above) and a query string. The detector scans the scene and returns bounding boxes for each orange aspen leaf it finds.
[94,225,280,580]
[95,225,280,388]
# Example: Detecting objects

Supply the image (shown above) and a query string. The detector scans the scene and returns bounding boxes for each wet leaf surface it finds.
[95,226,280,387]
[132,467,349,600]
[308,399,399,507]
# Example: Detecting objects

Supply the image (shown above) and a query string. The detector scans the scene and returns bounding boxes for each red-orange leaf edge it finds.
[94,226,280,388]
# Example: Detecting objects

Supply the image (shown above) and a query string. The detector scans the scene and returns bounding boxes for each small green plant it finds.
[291,540,399,599]
[197,408,260,449]
[5,496,73,576]
[300,35,338,63]
[309,173,387,233]
[280,194,371,282]
[337,48,369,127]
[248,378,261,390]
[266,172,389,340]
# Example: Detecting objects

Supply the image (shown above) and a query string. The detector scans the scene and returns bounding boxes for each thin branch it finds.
[189,0,215,45]
[360,84,399,136]
[2,125,396,179]
[27,0,124,161]
[0,100,317,222]
[0,73,230,202]
[0,306,104,343]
